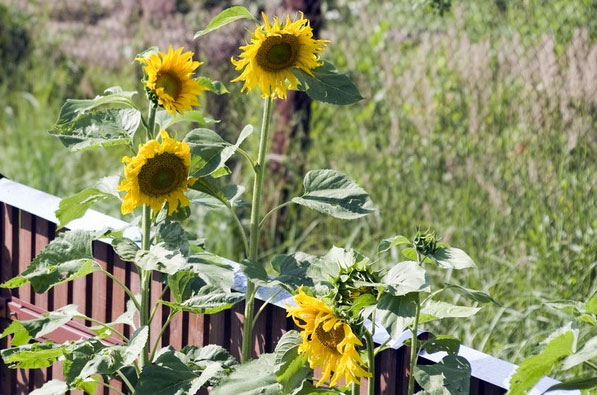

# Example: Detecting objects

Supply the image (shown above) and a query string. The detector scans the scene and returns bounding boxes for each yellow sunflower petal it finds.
[118,129,195,215]
[286,288,370,387]
[231,12,328,99]
[140,46,205,115]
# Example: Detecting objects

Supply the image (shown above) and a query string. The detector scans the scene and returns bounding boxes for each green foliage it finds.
[292,169,377,219]
[1,305,79,346]
[56,179,120,228]
[0,230,98,293]
[194,6,256,38]
[292,61,363,105]
[507,326,578,395]
[414,355,471,395]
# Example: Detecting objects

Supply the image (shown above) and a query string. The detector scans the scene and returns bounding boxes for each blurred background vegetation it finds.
[0,0,595,373]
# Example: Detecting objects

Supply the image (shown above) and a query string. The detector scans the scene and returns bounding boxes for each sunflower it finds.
[118,130,196,215]
[137,45,205,115]
[231,12,328,99]
[286,288,370,387]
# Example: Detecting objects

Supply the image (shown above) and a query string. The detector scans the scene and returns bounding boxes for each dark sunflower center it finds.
[315,323,344,352]
[137,153,187,197]
[256,34,299,71]
[156,72,182,98]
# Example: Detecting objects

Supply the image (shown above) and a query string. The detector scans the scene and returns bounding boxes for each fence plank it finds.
[1,203,18,394]
[110,256,127,337]
[18,211,33,304]
[187,312,208,348]
[150,278,163,352]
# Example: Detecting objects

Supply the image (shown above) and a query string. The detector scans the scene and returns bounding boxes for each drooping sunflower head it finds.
[118,130,197,215]
[286,288,370,387]
[231,12,328,99]
[137,45,205,115]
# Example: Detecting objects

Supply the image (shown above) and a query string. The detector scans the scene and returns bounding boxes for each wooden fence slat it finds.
[110,256,127,337]
[187,312,208,348]
[150,278,163,352]
[18,211,33,304]
[252,299,266,359]
[91,241,109,325]
[1,203,18,394]
[229,303,243,361]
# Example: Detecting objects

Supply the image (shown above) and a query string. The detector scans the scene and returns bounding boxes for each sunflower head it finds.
[137,46,205,115]
[118,130,197,215]
[286,288,370,387]
[231,12,328,99]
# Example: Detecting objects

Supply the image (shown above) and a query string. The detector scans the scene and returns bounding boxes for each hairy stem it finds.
[93,379,126,395]
[365,329,376,395]
[149,311,177,363]
[241,96,274,363]
[408,250,424,395]
[100,267,141,312]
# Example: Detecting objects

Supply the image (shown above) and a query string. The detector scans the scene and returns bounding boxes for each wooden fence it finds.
[0,177,571,395]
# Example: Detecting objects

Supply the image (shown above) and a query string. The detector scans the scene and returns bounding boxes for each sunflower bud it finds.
[414,229,439,256]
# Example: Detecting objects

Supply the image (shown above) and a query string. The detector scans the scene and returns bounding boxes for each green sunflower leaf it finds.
[50,107,141,151]
[54,87,137,124]
[586,294,597,315]
[547,376,597,391]
[0,230,98,293]
[292,169,377,220]
[75,326,148,381]
[506,325,577,395]
[56,179,120,229]
[136,347,223,395]
[383,261,430,296]
[370,292,417,339]
[1,341,67,369]
[155,109,215,130]
[211,353,281,395]
[161,284,244,315]
[111,237,140,262]
[378,235,411,253]
[135,243,186,275]
[29,379,69,395]
[422,336,462,355]
[428,247,476,270]
[444,284,500,305]
[292,61,363,105]
[414,355,471,395]
[196,77,229,95]
[1,304,80,346]
[186,125,253,178]
[419,300,481,323]
[190,184,245,209]
[194,6,256,39]
[274,331,311,394]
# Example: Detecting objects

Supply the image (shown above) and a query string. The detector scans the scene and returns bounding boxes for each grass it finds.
[0,0,595,376]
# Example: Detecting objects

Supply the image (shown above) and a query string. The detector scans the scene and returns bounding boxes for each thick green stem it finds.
[407,296,421,395]
[139,206,152,369]
[351,382,361,395]
[93,379,126,395]
[241,96,274,363]
[365,329,376,395]
[149,311,176,362]
[408,250,424,395]
[147,103,157,140]
[138,102,156,369]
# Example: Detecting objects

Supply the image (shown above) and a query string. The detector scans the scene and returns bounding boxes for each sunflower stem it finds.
[139,205,152,369]
[364,329,375,395]
[139,102,156,369]
[147,102,157,139]
[407,250,424,395]
[241,96,274,363]
[351,382,360,395]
